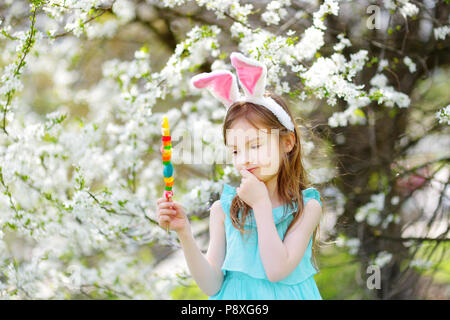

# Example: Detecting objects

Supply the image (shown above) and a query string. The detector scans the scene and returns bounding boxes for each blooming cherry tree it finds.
[0,0,449,299]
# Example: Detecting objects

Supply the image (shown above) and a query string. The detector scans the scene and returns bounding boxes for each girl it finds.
[156,52,323,300]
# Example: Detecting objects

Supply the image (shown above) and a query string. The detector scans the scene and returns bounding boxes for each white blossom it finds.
[262,0,291,26]
[436,104,450,125]
[373,251,392,268]
[398,0,419,18]
[355,193,385,226]
[403,56,416,73]
[434,26,450,40]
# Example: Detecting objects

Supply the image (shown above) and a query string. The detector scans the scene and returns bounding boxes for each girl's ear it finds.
[230,52,267,98]
[283,132,296,153]
[191,70,240,107]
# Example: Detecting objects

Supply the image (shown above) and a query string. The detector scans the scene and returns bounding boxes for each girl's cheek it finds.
[248,150,258,163]
[258,147,272,166]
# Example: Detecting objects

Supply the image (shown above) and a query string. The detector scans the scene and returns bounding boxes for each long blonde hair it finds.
[222,92,322,270]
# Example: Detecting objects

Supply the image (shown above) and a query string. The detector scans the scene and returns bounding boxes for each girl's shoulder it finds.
[218,183,236,216]
[209,199,226,222]
[302,186,322,207]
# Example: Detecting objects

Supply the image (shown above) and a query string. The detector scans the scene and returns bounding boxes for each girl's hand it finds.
[236,169,270,209]
[156,198,190,234]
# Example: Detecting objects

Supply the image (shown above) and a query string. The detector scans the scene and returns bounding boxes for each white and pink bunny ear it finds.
[190,53,295,132]
[230,52,267,98]
[190,70,240,108]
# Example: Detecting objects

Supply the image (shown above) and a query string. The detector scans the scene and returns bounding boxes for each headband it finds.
[190,52,295,132]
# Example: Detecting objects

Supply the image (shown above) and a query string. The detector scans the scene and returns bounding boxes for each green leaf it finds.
[353,108,366,118]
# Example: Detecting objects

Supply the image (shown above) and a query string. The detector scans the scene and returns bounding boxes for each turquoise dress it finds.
[208,183,323,300]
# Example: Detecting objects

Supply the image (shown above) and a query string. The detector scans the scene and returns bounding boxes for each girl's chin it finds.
[256,167,277,177]
[252,170,273,182]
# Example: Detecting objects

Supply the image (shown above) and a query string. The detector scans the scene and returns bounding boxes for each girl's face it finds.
[226,118,282,182]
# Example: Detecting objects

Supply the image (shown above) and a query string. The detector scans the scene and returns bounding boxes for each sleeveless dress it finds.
[208,183,323,300]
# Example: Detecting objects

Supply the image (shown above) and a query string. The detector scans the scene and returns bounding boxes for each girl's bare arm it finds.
[253,199,322,282]
[176,200,226,296]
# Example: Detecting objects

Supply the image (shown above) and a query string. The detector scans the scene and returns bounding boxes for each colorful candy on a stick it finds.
[161,116,174,233]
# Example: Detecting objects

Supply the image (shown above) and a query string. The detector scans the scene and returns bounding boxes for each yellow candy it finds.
[164,176,174,183]
[161,127,170,136]
[162,116,169,128]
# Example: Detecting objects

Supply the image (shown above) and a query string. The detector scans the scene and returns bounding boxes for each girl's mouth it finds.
[247,167,258,173]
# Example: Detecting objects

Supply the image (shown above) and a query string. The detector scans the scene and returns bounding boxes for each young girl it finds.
[156,52,323,300]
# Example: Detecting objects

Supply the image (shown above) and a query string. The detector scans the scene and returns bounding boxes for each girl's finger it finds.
[170,201,182,210]
[159,202,175,209]
[159,208,176,215]
[157,197,170,205]
[159,216,170,227]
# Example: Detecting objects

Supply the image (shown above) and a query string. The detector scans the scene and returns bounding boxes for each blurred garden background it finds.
[0,0,448,299]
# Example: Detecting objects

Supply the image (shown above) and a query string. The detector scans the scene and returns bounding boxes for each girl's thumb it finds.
[170,201,181,210]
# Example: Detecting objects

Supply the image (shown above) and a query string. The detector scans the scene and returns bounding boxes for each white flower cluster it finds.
[369,73,411,108]
[333,33,351,52]
[301,140,315,156]
[380,213,400,229]
[308,167,336,184]
[229,24,298,94]
[289,0,340,62]
[294,26,325,61]
[161,25,222,92]
[327,106,367,128]
[383,0,397,11]
[434,26,450,40]
[0,62,23,97]
[301,51,368,99]
[403,56,416,73]
[435,104,450,125]
[300,50,372,127]
[262,0,291,26]
[398,0,419,18]
[336,235,360,255]
[103,49,151,84]
[355,193,385,226]
[112,0,136,23]
[181,179,223,214]
[377,59,389,72]
[0,21,40,109]
[102,48,153,117]
[194,0,253,23]
[383,0,418,17]
[373,251,393,268]
[313,0,339,30]
[161,0,187,8]
[48,0,108,38]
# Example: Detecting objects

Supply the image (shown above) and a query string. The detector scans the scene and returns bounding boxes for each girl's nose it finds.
[236,151,250,167]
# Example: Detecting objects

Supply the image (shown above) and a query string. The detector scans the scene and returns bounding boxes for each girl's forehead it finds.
[225,127,277,147]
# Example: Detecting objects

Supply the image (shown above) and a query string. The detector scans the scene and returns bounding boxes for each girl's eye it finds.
[232,145,260,154]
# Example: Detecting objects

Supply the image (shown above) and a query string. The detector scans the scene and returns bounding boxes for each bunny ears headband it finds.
[190,52,295,132]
